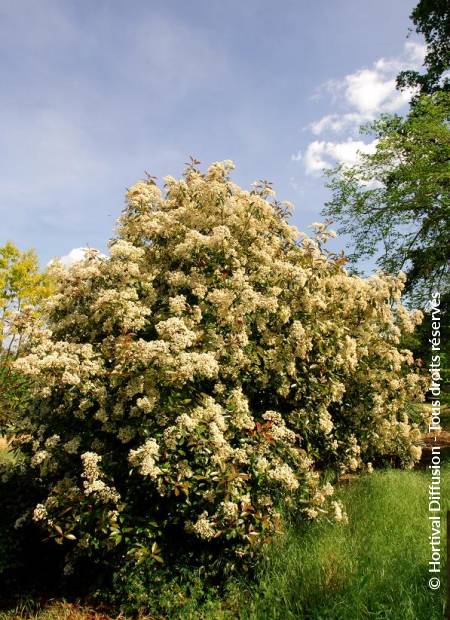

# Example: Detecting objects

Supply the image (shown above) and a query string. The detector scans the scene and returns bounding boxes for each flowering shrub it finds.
[12,161,426,575]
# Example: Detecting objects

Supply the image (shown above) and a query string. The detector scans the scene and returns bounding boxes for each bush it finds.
[107,559,234,618]
[12,161,426,589]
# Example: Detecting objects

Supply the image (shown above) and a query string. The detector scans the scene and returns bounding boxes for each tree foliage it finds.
[0,242,51,429]
[323,92,450,306]
[397,0,450,94]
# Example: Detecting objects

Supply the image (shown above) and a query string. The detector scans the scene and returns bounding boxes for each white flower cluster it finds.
[191,511,216,540]
[81,452,120,503]
[32,503,48,522]
[268,463,299,491]
[128,439,161,479]
[31,450,49,467]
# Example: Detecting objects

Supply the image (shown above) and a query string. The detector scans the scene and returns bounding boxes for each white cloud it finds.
[50,247,104,267]
[340,41,424,116]
[309,113,366,135]
[291,150,302,162]
[344,70,397,115]
[310,41,426,136]
[404,41,427,66]
[303,141,330,175]
[301,41,425,176]
[303,139,378,175]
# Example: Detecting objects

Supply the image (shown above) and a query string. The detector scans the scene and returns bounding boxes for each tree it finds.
[0,242,51,429]
[323,92,450,307]
[397,0,450,94]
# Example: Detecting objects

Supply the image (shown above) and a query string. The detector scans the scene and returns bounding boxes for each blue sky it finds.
[1,0,424,266]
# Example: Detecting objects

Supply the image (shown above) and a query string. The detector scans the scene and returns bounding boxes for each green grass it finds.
[241,466,450,620]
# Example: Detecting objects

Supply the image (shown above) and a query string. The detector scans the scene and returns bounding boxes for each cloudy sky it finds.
[1,0,424,266]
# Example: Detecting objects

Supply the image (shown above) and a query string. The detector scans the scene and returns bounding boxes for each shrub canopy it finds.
[12,161,426,575]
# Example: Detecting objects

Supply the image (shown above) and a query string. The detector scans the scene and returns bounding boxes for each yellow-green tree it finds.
[0,242,51,430]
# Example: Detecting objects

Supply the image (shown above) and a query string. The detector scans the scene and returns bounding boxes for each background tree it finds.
[397,0,450,94]
[0,242,51,430]
[323,92,449,306]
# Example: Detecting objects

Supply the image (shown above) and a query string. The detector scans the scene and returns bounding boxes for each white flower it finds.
[64,437,81,455]
[33,503,48,522]
[268,464,299,491]
[169,295,187,315]
[136,396,156,413]
[332,500,348,524]
[81,452,120,503]
[192,512,216,540]
[129,439,161,479]
[31,450,49,467]
[221,501,239,521]
[305,508,318,519]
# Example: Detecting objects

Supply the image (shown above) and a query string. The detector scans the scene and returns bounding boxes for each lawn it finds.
[242,465,449,620]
